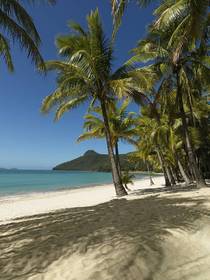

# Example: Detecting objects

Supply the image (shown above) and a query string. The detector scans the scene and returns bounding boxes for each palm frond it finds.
[55,95,87,121]
[77,129,104,142]
[0,33,13,71]
[0,1,45,69]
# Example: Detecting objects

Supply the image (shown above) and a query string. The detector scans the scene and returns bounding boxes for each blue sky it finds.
[0,0,156,169]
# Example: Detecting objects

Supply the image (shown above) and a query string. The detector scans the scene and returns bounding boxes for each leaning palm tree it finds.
[0,0,54,70]
[41,9,154,196]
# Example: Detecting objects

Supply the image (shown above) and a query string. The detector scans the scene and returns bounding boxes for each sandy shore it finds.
[1,176,210,280]
[0,176,164,223]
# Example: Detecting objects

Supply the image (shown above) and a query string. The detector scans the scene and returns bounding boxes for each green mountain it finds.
[53,150,147,172]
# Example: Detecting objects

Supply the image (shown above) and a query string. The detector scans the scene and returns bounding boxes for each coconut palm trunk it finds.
[157,149,175,186]
[100,99,127,196]
[177,158,191,185]
[176,69,206,188]
[115,140,122,175]
[165,165,175,187]
[146,161,154,185]
[173,165,180,183]
[168,166,176,185]
[156,149,171,187]
[115,142,131,191]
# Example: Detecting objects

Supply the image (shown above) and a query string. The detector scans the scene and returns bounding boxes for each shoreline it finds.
[0,172,162,200]
[0,176,164,223]
[0,181,113,199]
[0,171,161,198]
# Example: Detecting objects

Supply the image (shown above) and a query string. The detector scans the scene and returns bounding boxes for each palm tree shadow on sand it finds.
[0,190,210,280]
[131,184,200,196]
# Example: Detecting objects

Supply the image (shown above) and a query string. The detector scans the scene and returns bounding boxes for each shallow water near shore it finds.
[0,170,153,196]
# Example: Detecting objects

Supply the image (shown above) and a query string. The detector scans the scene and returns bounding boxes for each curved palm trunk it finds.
[165,165,175,187]
[100,99,127,196]
[173,165,181,183]
[154,116,172,187]
[158,149,175,186]
[146,161,154,186]
[115,143,131,191]
[156,149,171,187]
[115,140,122,175]
[177,158,191,185]
[168,166,176,186]
[176,69,206,188]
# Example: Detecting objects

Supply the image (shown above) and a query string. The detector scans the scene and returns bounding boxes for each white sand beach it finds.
[1,176,210,280]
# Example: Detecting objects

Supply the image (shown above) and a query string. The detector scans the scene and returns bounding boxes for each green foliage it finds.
[41,9,146,119]
[0,0,49,70]
[121,171,135,185]
[111,0,153,38]
[77,100,138,147]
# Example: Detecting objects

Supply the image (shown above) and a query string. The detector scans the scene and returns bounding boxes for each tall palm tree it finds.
[0,0,55,71]
[41,9,153,196]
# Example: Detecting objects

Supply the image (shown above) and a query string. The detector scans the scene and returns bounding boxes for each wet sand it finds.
[0,178,210,279]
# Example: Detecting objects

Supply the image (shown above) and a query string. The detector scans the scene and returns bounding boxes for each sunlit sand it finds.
[0,177,210,279]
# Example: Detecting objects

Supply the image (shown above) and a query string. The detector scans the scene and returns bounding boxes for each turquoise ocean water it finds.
[0,170,149,196]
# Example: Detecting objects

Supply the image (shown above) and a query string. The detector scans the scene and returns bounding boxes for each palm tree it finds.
[41,9,154,196]
[78,100,137,175]
[136,114,176,186]
[157,85,193,185]
[0,0,54,71]
[110,100,138,173]
[121,171,135,191]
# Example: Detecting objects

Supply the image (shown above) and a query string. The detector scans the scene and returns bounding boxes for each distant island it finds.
[53,150,148,172]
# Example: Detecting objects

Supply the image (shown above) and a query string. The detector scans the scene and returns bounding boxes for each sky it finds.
[0,0,157,169]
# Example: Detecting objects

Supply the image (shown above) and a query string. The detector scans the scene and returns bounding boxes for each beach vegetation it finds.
[111,0,210,188]
[121,171,135,190]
